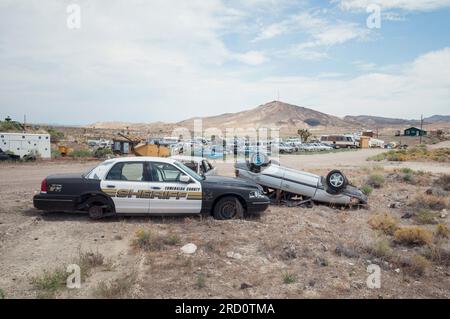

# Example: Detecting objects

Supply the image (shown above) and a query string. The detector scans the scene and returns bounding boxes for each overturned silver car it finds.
[234,158,367,206]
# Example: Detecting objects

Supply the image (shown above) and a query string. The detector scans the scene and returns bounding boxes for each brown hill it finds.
[177,101,355,133]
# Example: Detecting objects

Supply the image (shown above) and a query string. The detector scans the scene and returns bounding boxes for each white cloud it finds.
[336,0,450,11]
[254,12,369,60]
[233,51,268,65]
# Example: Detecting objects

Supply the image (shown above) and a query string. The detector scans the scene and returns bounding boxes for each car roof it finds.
[103,156,177,164]
[170,155,207,162]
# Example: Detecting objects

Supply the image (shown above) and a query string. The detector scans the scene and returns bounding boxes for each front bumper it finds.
[246,196,270,214]
[33,193,78,211]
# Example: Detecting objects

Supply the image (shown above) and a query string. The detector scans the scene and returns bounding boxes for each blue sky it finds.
[0,0,449,124]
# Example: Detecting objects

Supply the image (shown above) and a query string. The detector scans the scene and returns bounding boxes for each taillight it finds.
[40,179,47,193]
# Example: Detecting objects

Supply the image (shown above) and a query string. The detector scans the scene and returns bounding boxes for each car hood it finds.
[202,175,260,189]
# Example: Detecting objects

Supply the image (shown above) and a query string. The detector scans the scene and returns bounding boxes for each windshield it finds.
[173,161,205,181]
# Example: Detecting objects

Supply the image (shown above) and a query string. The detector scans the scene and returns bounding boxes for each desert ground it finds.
[0,146,449,299]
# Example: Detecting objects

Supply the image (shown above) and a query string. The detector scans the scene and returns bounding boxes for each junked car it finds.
[170,155,218,176]
[234,156,367,206]
[34,157,269,220]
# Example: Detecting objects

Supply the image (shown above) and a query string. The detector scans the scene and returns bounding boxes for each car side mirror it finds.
[179,174,191,183]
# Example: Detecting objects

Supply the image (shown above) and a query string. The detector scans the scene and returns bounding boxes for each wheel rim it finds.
[89,206,103,217]
[220,202,237,219]
[329,173,344,188]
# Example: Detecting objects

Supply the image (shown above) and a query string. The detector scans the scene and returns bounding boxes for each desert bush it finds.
[47,128,64,143]
[370,238,392,259]
[94,272,136,298]
[132,228,179,252]
[368,212,398,235]
[435,224,450,239]
[195,273,206,289]
[77,250,105,278]
[366,174,385,188]
[394,226,433,246]
[407,255,430,276]
[163,234,181,246]
[368,147,450,163]
[361,185,373,195]
[400,167,413,174]
[433,174,450,191]
[414,209,438,225]
[69,149,92,158]
[31,267,67,297]
[409,194,448,211]
[282,272,297,284]
[93,147,113,158]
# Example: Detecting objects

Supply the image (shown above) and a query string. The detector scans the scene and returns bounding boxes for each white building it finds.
[0,132,51,159]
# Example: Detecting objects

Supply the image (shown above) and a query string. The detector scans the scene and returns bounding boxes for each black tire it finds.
[213,196,244,220]
[85,196,113,220]
[88,205,104,220]
[325,170,347,193]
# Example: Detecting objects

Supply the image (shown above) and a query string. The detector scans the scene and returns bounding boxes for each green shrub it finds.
[0,288,5,299]
[69,149,92,158]
[94,147,113,158]
[414,209,438,225]
[400,167,413,174]
[366,174,385,188]
[282,272,297,284]
[361,185,373,195]
[196,273,206,289]
[31,267,67,296]
[370,238,392,259]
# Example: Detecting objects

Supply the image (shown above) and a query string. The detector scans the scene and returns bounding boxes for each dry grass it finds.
[94,272,137,298]
[368,146,450,163]
[366,174,385,188]
[435,224,450,239]
[433,174,450,191]
[406,255,430,276]
[409,194,448,211]
[394,226,433,246]
[132,228,180,252]
[369,238,392,259]
[413,209,439,225]
[368,212,398,235]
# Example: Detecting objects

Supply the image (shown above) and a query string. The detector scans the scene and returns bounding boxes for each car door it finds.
[101,161,151,214]
[148,161,202,214]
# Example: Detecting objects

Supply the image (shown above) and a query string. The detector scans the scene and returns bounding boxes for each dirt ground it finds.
[0,148,449,299]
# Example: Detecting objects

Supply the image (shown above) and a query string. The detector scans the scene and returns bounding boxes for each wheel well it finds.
[79,193,115,212]
[211,194,247,215]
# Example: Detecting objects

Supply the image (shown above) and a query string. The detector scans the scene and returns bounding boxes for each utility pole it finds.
[419,114,423,144]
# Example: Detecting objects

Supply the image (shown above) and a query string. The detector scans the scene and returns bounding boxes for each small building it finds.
[404,127,427,137]
[362,130,375,138]
[0,132,51,159]
[112,137,132,154]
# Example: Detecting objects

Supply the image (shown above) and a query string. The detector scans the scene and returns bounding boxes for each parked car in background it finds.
[171,155,218,176]
[320,135,358,149]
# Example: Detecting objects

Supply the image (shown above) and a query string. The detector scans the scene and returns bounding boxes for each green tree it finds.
[298,129,311,142]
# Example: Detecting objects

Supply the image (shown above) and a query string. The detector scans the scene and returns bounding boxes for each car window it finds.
[106,162,145,181]
[150,162,183,182]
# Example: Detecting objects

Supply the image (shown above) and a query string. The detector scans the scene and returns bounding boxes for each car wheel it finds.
[213,196,244,220]
[326,170,347,193]
[88,205,104,219]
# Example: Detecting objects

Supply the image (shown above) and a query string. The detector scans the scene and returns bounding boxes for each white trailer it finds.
[0,132,51,159]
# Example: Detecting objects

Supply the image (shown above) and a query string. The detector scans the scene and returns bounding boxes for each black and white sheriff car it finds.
[33,157,269,219]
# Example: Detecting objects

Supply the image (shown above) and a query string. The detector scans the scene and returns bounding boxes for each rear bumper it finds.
[33,193,78,211]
